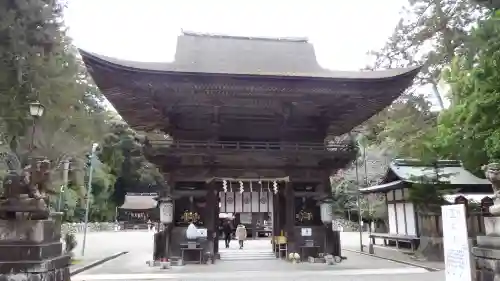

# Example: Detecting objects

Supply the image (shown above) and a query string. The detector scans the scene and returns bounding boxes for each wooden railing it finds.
[147,140,353,152]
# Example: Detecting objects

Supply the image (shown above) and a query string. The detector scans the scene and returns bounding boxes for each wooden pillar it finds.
[272,188,280,257]
[214,182,220,259]
[272,190,280,237]
[251,213,258,240]
[285,181,296,253]
[206,181,217,258]
[165,175,174,258]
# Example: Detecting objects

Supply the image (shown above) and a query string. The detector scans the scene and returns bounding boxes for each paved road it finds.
[72,231,444,281]
[72,230,155,270]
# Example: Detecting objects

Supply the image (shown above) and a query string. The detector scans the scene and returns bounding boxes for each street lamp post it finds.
[57,159,70,212]
[354,150,363,252]
[81,143,99,257]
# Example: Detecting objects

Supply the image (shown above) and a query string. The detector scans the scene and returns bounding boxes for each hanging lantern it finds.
[158,196,174,224]
[320,197,334,224]
[239,181,244,194]
[273,181,278,194]
[29,101,45,117]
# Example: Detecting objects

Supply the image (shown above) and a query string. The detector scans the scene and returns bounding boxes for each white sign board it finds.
[301,228,312,237]
[441,204,472,281]
[197,228,208,238]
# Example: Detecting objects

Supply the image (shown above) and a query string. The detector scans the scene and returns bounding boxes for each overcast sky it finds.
[64,0,405,71]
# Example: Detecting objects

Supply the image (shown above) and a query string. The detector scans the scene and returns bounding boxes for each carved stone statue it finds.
[0,157,53,220]
[484,163,500,197]
[483,162,500,216]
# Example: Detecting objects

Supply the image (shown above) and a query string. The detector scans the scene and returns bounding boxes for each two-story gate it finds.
[80,31,420,263]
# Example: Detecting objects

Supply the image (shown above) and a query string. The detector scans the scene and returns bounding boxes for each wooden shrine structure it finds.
[80,31,420,262]
[118,192,159,229]
[360,159,492,251]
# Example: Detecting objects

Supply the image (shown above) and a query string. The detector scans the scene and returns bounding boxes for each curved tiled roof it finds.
[79,32,421,139]
[119,193,158,210]
[79,31,420,79]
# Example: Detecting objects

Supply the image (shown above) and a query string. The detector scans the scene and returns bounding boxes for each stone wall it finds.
[60,222,119,235]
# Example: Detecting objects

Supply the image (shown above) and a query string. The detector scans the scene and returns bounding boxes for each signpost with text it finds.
[442,204,473,281]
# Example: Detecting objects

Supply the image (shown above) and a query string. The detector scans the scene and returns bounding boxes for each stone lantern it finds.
[158,196,174,224]
[320,197,334,225]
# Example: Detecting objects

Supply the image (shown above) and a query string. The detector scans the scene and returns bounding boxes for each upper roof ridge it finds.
[181,30,309,43]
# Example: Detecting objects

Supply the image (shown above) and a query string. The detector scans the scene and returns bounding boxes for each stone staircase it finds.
[219,248,276,261]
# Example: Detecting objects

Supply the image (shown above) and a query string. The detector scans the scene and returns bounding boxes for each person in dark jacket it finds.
[222,220,233,248]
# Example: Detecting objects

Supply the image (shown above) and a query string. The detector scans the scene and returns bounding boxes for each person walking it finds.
[222,220,233,248]
[235,224,247,249]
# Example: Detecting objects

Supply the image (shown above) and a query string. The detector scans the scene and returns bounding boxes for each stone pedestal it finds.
[0,218,71,281]
[474,163,500,281]
[473,217,500,281]
[473,236,500,281]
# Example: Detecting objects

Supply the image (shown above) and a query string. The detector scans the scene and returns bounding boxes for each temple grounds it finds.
[71,231,444,281]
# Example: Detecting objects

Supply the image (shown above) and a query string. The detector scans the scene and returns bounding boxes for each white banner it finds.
[234,192,243,213]
[242,192,252,212]
[251,192,260,211]
[225,192,234,213]
[219,191,273,213]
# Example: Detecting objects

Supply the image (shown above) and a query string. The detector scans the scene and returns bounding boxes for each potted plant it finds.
[288,252,300,263]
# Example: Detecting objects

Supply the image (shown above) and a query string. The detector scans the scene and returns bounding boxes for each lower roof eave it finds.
[359,180,404,194]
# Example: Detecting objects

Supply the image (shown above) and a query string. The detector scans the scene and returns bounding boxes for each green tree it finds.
[433,15,500,173]
[361,93,437,157]
[362,0,487,157]
[368,0,486,109]
[331,143,391,219]
[98,121,162,208]
[0,0,121,221]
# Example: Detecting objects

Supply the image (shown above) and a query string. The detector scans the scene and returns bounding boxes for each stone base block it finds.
[0,218,69,281]
[0,219,61,244]
[477,236,500,249]
[474,244,500,281]
[0,266,70,281]
[0,254,71,274]
[325,254,335,265]
[0,242,63,261]
[0,196,50,221]
[307,257,325,263]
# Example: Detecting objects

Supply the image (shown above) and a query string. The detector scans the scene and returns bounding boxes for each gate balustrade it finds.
[148,140,353,152]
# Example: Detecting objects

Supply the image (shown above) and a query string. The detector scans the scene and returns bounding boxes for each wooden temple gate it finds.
[80,31,420,262]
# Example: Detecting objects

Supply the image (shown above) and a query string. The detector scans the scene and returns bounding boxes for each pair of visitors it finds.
[222,221,247,249]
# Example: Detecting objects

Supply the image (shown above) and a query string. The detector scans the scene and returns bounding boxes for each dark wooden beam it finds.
[285,181,296,252]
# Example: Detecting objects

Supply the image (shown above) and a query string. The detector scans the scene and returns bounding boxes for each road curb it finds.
[342,248,442,272]
[70,251,128,276]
